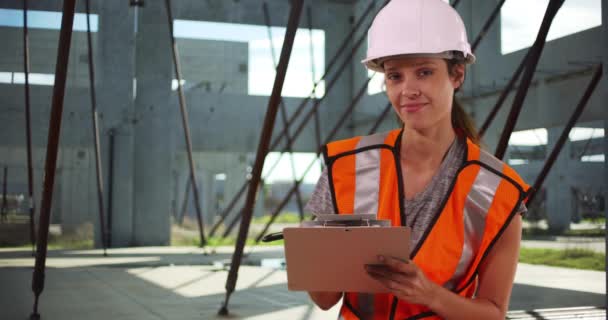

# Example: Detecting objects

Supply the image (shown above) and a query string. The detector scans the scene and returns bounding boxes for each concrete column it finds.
[601,0,607,306]
[545,126,573,232]
[200,169,212,227]
[132,1,173,245]
[59,148,94,234]
[169,169,178,221]
[97,1,136,247]
[323,2,355,140]
[466,0,506,152]
[174,169,186,223]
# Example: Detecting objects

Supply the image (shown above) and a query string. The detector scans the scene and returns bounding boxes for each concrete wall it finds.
[0,27,97,88]
[175,38,248,94]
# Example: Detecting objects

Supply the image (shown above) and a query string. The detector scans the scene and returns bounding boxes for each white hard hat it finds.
[362,0,476,72]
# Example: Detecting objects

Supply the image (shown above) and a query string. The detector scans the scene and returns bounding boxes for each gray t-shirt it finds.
[305,136,525,251]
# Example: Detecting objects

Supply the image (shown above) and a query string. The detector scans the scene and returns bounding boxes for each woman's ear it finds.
[451,64,465,89]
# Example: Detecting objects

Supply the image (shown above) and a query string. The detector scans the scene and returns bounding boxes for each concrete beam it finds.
[0,0,101,13]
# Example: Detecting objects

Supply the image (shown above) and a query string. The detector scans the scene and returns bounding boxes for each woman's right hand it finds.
[308,291,343,310]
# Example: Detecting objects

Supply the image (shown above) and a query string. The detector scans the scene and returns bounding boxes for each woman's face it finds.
[383,57,463,132]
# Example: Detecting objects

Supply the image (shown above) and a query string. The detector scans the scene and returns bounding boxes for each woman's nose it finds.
[400,83,421,99]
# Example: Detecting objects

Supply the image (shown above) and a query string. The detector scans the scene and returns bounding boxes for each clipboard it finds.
[283,226,411,293]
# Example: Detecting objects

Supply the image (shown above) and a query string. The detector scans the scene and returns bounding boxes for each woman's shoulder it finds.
[464,139,530,192]
[325,129,402,156]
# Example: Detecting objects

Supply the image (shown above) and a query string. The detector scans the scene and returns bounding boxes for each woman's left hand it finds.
[365,255,439,306]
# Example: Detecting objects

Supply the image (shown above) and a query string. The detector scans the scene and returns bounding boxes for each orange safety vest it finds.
[323,129,530,320]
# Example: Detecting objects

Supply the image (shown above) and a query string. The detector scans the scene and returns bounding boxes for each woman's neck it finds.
[400,124,456,168]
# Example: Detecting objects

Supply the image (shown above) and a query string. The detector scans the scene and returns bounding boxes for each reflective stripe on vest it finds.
[354,132,390,215]
[444,149,504,290]
[324,130,529,320]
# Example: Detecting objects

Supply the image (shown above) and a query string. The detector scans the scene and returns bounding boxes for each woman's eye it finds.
[418,69,433,77]
[387,73,400,81]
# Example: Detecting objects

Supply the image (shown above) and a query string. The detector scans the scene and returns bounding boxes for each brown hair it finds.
[446,58,480,144]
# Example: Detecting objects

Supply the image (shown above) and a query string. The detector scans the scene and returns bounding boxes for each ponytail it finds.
[446,56,480,145]
[451,97,480,145]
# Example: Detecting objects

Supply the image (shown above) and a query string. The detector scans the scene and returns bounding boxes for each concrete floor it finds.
[0,246,605,320]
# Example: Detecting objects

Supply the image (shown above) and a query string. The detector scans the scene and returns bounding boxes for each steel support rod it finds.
[208,3,379,237]
[268,1,382,151]
[315,0,376,97]
[254,75,376,243]
[478,50,529,138]
[605,108,608,309]
[368,102,393,135]
[251,93,390,245]
[30,0,76,318]
[219,0,304,315]
[526,64,603,205]
[107,129,115,248]
[262,1,305,222]
[471,0,507,52]
[220,30,372,238]
[494,0,565,159]
[307,5,322,152]
[85,0,108,257]
[575,126,597,159]
[178,175,191,225]
[208,181,246,237]
[308,5,323,173]
[163,0,206,247]
[209,140,289,238]
[214,149,302,238]
[22,0,36,255]
[313,102,322,154]
[1,167,7,222]
[267,15,373,153]
[220,208,243,239]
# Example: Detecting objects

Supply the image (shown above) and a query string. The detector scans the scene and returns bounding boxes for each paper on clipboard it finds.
[283,224,410,293]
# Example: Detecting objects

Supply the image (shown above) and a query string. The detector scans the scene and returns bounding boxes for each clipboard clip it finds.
[303,214,390,227]
[261,214,390,242]
[323,219,371,226]
[261,232,284,242]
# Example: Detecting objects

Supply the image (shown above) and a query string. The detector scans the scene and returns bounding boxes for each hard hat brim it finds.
[362,52,476,73]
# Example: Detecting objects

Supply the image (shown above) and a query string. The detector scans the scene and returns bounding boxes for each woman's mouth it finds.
[401,103,427,113]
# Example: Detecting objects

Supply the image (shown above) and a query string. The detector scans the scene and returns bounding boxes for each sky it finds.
[0,9,98,31]
[501,0,602,54]
[508,128,605,146]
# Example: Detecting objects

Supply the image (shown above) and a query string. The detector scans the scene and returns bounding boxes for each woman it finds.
[305,0,530,319]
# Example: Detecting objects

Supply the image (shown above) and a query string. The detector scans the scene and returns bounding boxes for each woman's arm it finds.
[366,214,522,320]
[308,292,343,310]
[305,169,344,311]
[429,213,522,319]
